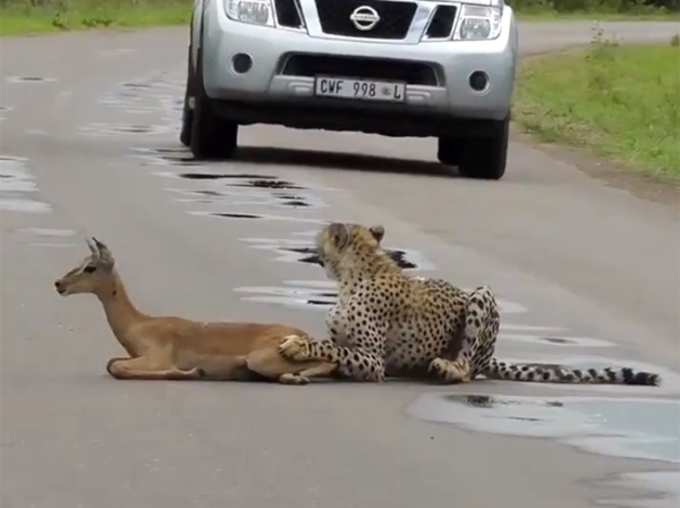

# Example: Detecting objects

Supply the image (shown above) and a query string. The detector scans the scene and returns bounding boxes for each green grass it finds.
[517,10,680,20]
[0,0,192,36]
[1,0,678,36]
[513,41,680,180]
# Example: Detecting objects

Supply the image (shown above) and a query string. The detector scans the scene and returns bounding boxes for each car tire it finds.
[190,49,238,160]
[179,46,194,147]
[438,116,509,180]
[437,139,463,166]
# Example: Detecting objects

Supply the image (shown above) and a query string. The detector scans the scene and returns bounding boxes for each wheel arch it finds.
[190,0,209,74]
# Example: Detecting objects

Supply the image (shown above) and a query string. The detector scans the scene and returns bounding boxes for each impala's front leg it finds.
[107,356,202,380]
[279,332,385,382]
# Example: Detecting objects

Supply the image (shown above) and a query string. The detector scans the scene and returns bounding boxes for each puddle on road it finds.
[84,74,183,135]
[176,195,315,209]
[6,76,57,84]
[501,324,566,332]
[0,156,51,213]
[80,122,172,137]
[407,393,680,465]
[177,173,277,180]
[601,471,680,508]
[229,179,305,190]
[25,129,49,136]
[0,198,51,213]
[0,157,37,192]
[17,227,76,248]
[122,82,152,89]
[137,149,335,232]
[28,242,76,248]
[174,171,309,191]
[234,281,338,310]
[98,75,183,116]
[239,235,436,271]
[235,283,531,313]
[234,236,526,313]
[132,147,197,166]
[97,48,136,57]
[189,210,328,225]
[0,105,11,120]
[17,227,74,237]
[155,167,331,211]
[213,213,262,219]
[111,125,159,134]
[502,333,614,348]
[168,186,323,209]
[133,147,204,167]
[408,391,680,505]
[234,280,530,314]
[287,246,420,269]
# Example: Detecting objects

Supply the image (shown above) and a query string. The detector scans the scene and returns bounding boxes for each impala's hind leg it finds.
[107,356,201,380]
[245,341,337,385]
[192,355,254,380]
[278,362,337,385]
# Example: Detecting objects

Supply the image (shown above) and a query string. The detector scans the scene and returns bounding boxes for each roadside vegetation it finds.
[0,0,192,35]
[509,0,679,19]
[513,30,680,180]
[0,0,678,36]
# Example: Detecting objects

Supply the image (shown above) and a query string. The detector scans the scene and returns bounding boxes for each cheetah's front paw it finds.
[279,334,312,362]
[428,357,471,383]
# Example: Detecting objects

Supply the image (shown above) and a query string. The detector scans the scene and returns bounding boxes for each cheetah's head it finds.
[316,222,385,280]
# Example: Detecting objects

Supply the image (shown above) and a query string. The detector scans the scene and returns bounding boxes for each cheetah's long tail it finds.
[483,358,660,386]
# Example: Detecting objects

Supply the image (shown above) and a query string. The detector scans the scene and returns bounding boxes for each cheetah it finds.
[279,222,660,386]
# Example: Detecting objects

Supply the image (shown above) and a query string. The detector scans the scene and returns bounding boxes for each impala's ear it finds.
[328,223,351,250]
[91,237,115,269]
[369,225,385,244]
[86,238,99,258]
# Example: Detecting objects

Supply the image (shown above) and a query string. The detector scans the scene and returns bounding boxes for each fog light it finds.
[233,53,253,74]
[469,71,489,91]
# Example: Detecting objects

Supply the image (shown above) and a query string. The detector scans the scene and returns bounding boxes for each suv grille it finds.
[275,0,303,28]
[282,55,439,86]
[425,5,457,39]
[314,0,417,40]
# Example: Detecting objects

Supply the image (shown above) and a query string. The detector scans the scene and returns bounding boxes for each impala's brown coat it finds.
[55,238,335,384]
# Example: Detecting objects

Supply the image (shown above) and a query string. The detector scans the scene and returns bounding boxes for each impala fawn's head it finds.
[55,237,115,296]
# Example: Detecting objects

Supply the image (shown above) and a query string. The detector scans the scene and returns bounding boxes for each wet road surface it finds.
[2,21,679,508]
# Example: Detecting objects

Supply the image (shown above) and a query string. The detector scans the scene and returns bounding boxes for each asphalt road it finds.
[2,21,679,508]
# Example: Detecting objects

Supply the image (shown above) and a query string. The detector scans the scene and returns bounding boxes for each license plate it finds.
[314,76,406,102]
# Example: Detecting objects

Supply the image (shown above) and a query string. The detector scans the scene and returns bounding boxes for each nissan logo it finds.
[349,6,381,31]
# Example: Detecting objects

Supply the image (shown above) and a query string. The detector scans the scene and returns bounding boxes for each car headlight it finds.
[455,4,502,40]
[224,0,274,27]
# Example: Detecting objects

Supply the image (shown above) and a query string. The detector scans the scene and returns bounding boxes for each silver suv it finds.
[181,0,518,179]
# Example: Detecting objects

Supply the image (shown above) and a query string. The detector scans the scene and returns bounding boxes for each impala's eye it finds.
[84,265,97,273]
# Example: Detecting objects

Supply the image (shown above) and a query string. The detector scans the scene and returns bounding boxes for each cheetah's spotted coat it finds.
[280,223,660,386]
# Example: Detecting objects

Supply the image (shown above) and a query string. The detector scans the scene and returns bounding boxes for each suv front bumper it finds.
[200,1,518,135]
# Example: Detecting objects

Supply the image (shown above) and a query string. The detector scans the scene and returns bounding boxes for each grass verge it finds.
[513,38,680,181]
[517,10,680,20]
[0,0,192,36]
[1,1,679,36]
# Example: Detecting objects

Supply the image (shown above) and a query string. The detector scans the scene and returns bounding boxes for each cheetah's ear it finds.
[369,225,385,244]
[328,223,350,250]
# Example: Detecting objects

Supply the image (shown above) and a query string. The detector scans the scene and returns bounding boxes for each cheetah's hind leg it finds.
[428,286,500,384]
